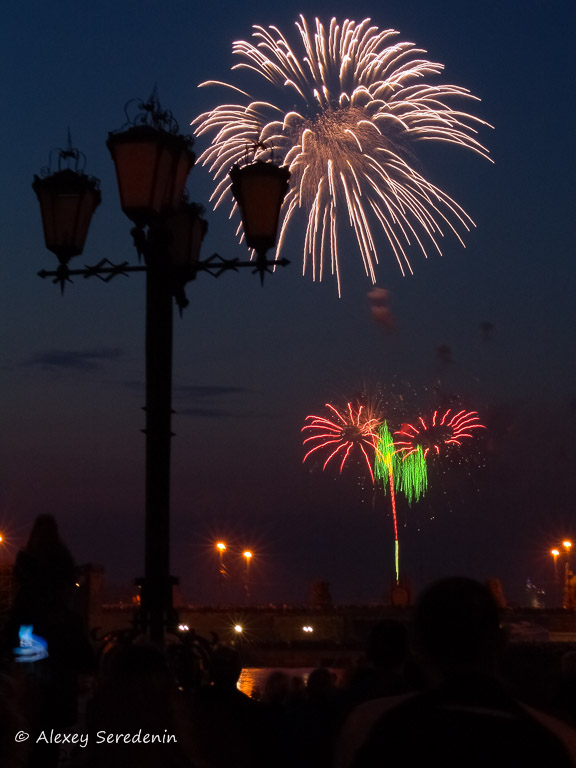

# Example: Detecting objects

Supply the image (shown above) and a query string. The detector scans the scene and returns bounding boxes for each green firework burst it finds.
[375,422,428,503]
[374,421,398,486]
[395,447,427,503]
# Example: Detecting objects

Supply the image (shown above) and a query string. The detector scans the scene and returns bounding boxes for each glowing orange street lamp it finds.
[552,549,560,581]
[216,541,226,576]
[243,550,253,603]
[562,541,574,611]
[214,541,228,602]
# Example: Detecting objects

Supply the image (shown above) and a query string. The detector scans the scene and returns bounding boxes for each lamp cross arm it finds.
[195,252,290,280]
[38,259,147,288]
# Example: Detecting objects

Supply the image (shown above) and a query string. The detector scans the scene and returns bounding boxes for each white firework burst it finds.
[193,16,492,295]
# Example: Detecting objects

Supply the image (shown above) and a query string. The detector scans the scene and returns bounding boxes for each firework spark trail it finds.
[302,402,381,482]
[374,422,430,582]
[374,422,428,504]
[193,16,492,294]
[389,469,399,584]
[394,408,486,458]
[374,422,402,583]
[394,447,428,504]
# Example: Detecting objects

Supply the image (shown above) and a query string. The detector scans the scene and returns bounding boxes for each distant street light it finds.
[243,550,253,603]
[551,541,574,610]
[563,541,574,611]
[215,541,228,601]
[552,549,560,582]
[34,93,290,644]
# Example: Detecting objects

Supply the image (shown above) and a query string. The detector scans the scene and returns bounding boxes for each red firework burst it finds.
[302,402,381,481]
[394,409,485,459]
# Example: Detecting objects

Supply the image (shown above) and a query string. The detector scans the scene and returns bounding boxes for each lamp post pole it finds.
[142,241,176,642]
[34,95,290,645]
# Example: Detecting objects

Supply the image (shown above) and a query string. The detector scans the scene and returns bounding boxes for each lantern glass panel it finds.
[164,149,196,212]
[241,174,284,247]
[109,140,173,221]
[166,206,207,270]
[33,169,101,262]
[231,161,290,254]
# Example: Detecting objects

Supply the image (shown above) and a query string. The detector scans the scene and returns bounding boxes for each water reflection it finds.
[238,667,341,698]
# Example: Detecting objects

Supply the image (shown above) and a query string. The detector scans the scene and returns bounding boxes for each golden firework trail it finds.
[193,17,492,295]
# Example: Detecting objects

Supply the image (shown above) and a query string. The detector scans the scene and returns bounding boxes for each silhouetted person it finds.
[307,666,337,699]
[277,667,339,768]
[74,643,193,768]
[261,669,293,711]
[9,515,94,768]
[185,645,266,768]
[337,577,576,767]
[551,650,576,727]
[0,669,27,768]
[339,619,410,714]
[11,514,76,634]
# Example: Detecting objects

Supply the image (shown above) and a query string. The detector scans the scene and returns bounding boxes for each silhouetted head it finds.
[100,643,171,690]
[414,577,503,676]
[263,670,291,705]
[26,514,60,551]
[306,667,336,698]
[24,514,74,566]
[368,619,408,669]
[209,645,242,688]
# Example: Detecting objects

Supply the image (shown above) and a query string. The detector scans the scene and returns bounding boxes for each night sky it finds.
[1,0,575,607]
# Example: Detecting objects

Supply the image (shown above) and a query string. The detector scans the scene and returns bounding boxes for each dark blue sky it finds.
[1,0,575,606]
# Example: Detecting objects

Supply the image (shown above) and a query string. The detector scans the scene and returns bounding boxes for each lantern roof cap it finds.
[230,158,290,178]
[33,166,101,196]
[106,122,194,154]
[108,89,194,150]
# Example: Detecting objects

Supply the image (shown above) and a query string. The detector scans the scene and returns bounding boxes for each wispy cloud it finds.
[123,382,251,419]
[23,347,124,372]
[175,384,250,418]
[174,384,248,399]
[177,406,239,418]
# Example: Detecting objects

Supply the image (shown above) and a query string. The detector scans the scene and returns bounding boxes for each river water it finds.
[237,667,342,698]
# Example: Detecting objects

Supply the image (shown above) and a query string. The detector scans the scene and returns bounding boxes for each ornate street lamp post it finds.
[34,94,290,644]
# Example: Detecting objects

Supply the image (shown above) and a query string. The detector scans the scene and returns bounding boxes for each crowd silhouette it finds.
[2,528,576,768]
